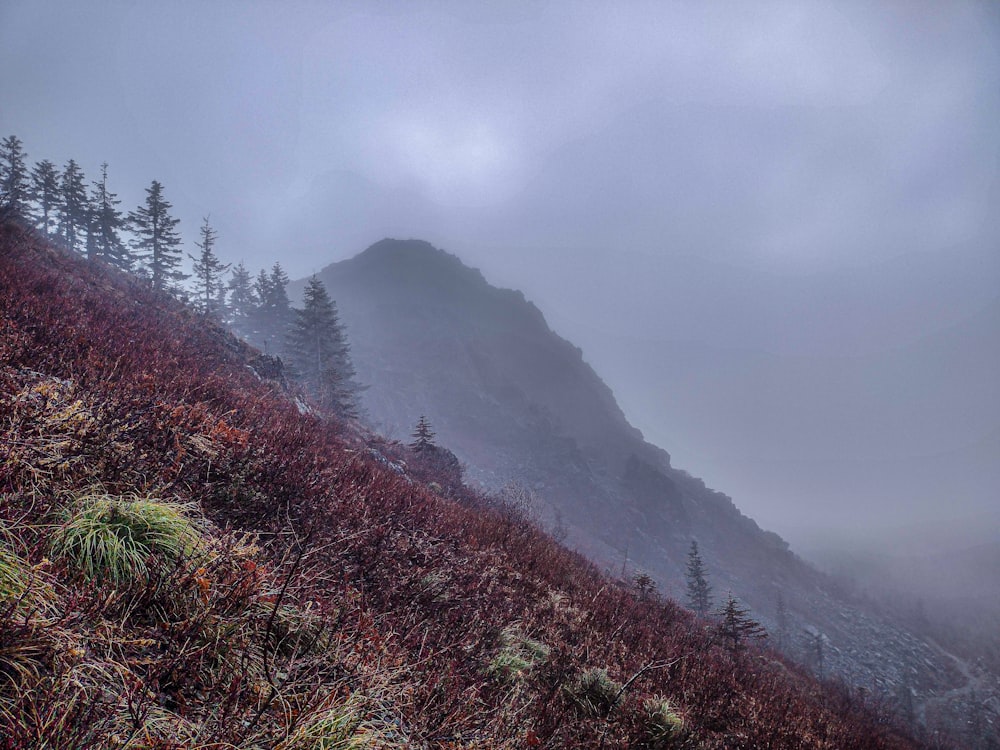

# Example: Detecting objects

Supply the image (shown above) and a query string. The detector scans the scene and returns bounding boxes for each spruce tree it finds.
[0,135,30,217]
[265,263,292,320]
[685,540,712,617]
[251,262,293,354]
[286,276,360,417]
[775,592,790,653]
[716,592,767,652]
[214,283,229,322]
[408,415,462,487]
[88,162,128,269]
[248,268,274,349]
[808,631,826,679]
[227,262,257,333]
[285,276,360,418]
[253,268,271,312]
[188,217,230,316]
[58,160,89,253]
[85,203,99,261]
[30,159,60,234]
[129,180,185,292]
[410,415,437,452]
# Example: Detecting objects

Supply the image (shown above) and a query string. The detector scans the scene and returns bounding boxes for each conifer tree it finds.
[251,262,293,354]
[633,571,657,600]
[249,268,274,349]
[30,159,60,234]
[716,592,767,653]
[88,162,129,269]
[253,268,271,310]
[685,540,712,617]
[264,263,292,320]
[85,204,99,261]
[410,415,437,452]
[214,278,229,321]
[58,159,89,252]
[129,180,185,292]
[807,631,826,679]
[227,262,257,333]
[408,415,462,486]
[0,135,30,217]
[775,592,791,653]
[285,276,361,418]
[188,217,230,316]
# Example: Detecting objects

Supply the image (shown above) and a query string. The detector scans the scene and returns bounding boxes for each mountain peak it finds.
[344,237,485,287]
[357,237,444,261]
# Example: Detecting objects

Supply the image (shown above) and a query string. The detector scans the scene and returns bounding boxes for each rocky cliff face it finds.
[303,238,994,742]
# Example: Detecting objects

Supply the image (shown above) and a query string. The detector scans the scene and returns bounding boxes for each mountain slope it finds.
[310,238,987,738]
[0,223,927,747]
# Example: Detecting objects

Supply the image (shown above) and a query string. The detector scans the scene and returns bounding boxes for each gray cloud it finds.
[2,0,998,552]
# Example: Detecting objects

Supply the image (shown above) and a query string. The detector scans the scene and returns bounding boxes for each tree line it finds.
[0,134,362,418]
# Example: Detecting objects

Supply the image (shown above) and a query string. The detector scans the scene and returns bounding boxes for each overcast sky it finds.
[3,1,998,554]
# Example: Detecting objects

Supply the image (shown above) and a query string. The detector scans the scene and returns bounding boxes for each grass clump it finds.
[488,647,533,684]
[0,541,30,605]
[0,523,53,617]
[279,703,361,749]
[277,697,408,750]
[566,666,622,717]
[643,697,691,747]
[50,493,204,584]
[487,625,549,682]
[0,623,47,691]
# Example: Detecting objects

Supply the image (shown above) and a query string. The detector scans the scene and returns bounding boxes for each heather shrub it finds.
[250,598,333,659]
[566,666,622,717]
[0,224,929,749]
[50,493,204,584]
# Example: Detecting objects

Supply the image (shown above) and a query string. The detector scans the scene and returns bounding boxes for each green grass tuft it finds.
[278,697,409,749]
[0,523,53,616]
[50,493,204,584]
[281,704,361,749]
[0,543,30,604]
[644,697,690,747]
[487,625,550,682]
[566,666,622,717]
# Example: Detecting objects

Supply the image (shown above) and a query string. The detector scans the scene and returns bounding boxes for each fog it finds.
[2,1,998,559]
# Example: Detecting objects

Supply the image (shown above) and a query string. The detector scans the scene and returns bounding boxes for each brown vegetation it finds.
[0,219,925,748]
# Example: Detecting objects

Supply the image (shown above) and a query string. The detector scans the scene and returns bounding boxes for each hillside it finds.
[307,238,993,742]
[0,223,930,748]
